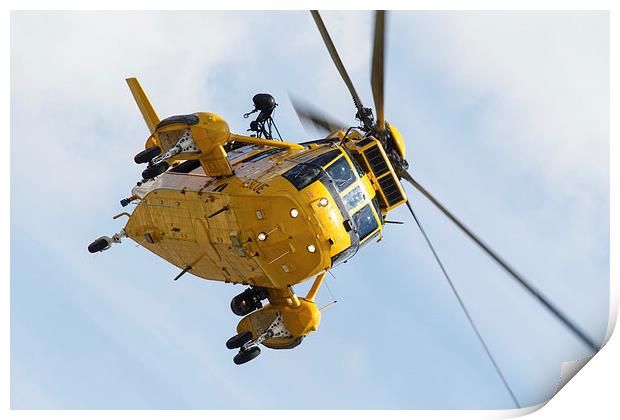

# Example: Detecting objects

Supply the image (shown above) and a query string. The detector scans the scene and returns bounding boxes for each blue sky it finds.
[10,11,609,409]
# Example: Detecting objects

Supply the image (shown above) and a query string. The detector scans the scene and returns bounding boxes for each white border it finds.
[3,1,617,419]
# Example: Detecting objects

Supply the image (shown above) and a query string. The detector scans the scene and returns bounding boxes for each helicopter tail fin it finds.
[126,77,160,134]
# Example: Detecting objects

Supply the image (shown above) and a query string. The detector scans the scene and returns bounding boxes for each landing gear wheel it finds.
[230,287,269,316]
[230,294,259,316]
[226,331,253,349]
[88,237,110,253]
[233,347,261,365]
[142,161,170,180]
[134,146,161,164]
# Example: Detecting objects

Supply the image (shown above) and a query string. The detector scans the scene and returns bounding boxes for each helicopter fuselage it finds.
[124,131,386,291]
[91,74,409,358]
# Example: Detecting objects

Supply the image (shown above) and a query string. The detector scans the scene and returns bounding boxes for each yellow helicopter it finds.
[89,10,598,367]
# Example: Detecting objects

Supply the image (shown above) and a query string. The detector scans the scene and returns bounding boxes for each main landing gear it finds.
[134,146,169,180]
[226,331,262,365]
[230,287,269,316]
[226,312,292,365]
[227,287,268,365]
[224,275,325,365]
[134,128,201,180]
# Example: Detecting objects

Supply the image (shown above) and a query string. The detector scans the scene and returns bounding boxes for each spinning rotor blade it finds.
[371,11,386,132]
[290,95,346,134]
[400,170,599,354]
[311,10,365,114]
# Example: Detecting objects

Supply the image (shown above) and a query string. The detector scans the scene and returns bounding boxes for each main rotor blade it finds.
[290,95,346,134]
[401,171,599,354]
[371,10,386,132]
[310,10,365,113]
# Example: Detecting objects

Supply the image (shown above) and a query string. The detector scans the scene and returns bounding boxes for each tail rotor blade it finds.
[371,10,386,132]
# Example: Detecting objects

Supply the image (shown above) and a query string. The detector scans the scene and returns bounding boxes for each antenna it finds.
[244,93,282,140]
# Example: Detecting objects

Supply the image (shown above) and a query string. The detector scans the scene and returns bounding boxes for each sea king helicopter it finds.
[89,11,598,373]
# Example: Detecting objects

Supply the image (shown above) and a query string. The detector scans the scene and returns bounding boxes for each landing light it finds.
[257,232,267,241]
[290,208,299,218]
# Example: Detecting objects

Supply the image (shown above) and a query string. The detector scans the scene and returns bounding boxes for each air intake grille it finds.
[363,145,389,177]
[356,139,407,210]
[378,174,404,206]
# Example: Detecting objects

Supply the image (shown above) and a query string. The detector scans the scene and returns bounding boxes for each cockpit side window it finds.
[342,185,365,212]
[282,164,322,190]
[343,147,365,178]
[325,156,356,192]
[308,149,340,167]
[282,149,340,190]
[352,204,379,241]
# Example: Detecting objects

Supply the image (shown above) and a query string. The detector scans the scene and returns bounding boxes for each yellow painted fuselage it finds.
[124,137,383,290]
[115,79,408,350]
